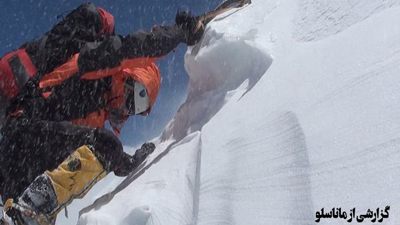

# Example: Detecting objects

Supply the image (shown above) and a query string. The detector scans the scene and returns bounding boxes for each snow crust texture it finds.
[294,0,400,42]
[77,0,400,224]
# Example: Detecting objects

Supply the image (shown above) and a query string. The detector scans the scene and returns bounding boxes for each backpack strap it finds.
[36,34,49,79]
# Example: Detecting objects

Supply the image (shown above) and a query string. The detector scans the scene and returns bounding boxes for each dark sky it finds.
[0,0,219,146]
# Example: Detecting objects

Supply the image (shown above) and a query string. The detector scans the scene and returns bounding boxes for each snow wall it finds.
[73,0,400,224]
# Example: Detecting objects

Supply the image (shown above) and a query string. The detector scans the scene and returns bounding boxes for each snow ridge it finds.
[161,23,272,141]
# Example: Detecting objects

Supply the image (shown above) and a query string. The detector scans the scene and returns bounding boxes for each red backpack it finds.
[0,49,38,100]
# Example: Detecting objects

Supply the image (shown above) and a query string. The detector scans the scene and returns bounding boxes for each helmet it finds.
[108,63,161,116]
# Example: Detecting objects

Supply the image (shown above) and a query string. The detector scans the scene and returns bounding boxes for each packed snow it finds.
[52,0,400,224]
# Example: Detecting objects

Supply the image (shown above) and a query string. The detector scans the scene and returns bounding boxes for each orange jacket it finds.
[39,54,161,135]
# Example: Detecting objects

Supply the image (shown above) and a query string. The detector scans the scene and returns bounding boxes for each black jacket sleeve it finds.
[78,25,185,73]
[120,25,185,58]
[88,128,151,177]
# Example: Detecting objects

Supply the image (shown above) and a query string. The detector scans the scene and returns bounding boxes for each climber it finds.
[0,2,203,225]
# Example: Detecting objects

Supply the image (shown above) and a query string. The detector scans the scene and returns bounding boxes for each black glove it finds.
[114,142,155,176]
[175,11,204,46]
[133,142,156,163]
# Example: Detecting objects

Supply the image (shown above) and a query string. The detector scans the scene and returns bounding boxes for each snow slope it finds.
[76,0,400,224]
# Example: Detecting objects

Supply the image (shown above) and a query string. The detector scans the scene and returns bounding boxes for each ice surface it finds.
[73,0,400,224]
[78,133,201,225]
